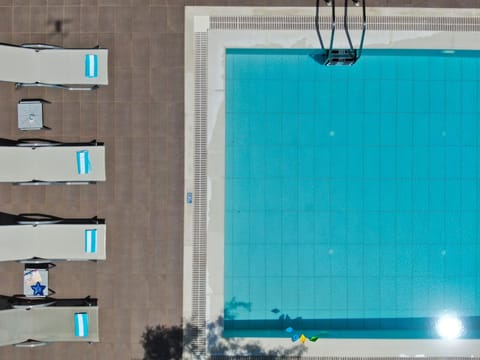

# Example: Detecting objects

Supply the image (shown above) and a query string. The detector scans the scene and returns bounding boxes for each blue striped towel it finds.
[74,312,89,337]
[76,150,91,175]
[85,54,98,78]
[84,229,97,253]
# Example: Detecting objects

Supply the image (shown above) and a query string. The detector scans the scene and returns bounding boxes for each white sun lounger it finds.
[0,43,108,91]
[0,296,99,347]
[0,213,106,262]
[0,138,106,185]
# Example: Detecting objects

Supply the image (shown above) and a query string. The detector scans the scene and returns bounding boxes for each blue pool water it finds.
[224,49,480,339]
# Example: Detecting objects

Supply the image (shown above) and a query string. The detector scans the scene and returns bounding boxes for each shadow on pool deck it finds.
[141,317,306,360]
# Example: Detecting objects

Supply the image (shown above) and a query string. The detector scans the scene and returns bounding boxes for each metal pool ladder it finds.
[312,0,366,66]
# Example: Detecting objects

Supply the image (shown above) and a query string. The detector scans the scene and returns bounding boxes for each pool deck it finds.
[0,1,477,360]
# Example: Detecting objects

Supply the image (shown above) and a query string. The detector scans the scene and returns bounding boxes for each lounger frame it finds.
[0,212,106,263]
[0,138,106,185]
[0,42,108,91]
[0,295,99,347]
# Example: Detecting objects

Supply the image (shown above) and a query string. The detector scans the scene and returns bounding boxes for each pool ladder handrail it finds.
[313,0,366,66]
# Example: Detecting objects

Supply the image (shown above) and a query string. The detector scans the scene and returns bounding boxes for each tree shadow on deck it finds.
[141,316,305,360]
[141,321,200,360]
[142,297,305,359]
[141,324,183,360]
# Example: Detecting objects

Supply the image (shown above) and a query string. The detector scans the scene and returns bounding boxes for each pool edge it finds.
[184,6,480,359]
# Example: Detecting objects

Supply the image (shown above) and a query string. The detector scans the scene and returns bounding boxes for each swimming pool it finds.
[225,48,480,339]
[184,6,480,358]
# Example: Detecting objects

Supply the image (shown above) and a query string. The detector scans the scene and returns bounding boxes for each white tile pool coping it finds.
[184,6,480,359]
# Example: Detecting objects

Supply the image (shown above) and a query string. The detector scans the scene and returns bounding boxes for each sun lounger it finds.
[0,212,106,262]
[0,138,106,185]
[0,295,99,347]
[0,43,108,91]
